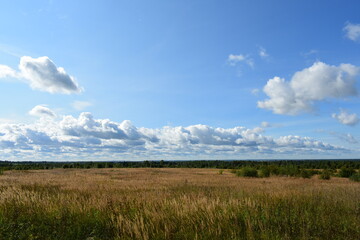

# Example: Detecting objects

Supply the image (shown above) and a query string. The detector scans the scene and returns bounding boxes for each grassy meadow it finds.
[0,168,359,240]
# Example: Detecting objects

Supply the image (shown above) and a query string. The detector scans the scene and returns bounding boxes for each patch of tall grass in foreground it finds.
[0,168,359,239]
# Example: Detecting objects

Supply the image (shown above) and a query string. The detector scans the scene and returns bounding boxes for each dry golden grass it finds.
[0,168,359,239]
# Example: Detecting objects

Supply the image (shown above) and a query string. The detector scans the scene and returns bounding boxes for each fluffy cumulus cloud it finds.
[344,22,360,42]
[29,105,56,118]
[0,107,350,161]
[332,109,359,126]
[258,62,359,115]
[0,56,82,94]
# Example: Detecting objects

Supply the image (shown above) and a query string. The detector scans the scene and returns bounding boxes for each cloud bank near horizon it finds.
[0,108,351,161]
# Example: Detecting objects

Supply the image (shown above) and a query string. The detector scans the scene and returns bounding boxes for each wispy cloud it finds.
[227,54,254,68]
[251,88,260,95]
[261,121,271,128]
[258,46,269,58]
[0,65,19,78]
[72,101,92,111]
[0,43,24,58]
[321,130,359,144]
[344,22,360,42]
[301,49,318,57]
[341,133,358,144]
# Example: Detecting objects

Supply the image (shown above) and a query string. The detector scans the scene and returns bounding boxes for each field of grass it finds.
[0,168,359,240]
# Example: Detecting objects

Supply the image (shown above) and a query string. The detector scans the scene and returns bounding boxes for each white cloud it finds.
[261,121,271,128]
[344,22,360,42]
[72,101,92,110]
[258,47,269,58]
[342,133,358,144]
[59,112,143,141]
[0,65,18,78]
[0,56,83,94]
[19,56,82,94]
[301,49,318,57]
[258,62,359,115]
[0,118,14,124]
[332,109,359,126]
[324,130,359,144]
[228,54,254,67]
[29,105,56,118]
[228,54,246,62]
[251,88,260,95]
[0,111,349,161]
[336,133,358,144]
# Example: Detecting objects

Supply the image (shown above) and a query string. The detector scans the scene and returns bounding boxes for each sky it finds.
[0,0,359,161]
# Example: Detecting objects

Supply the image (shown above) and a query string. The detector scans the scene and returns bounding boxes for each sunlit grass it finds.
[0,168,359,239]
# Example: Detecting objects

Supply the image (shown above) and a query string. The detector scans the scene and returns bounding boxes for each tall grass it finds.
[0,168,359,239]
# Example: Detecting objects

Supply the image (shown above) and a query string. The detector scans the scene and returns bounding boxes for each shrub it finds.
[259,167,270,178]
[269,166,280,175]
[218,170,224,175]
[339,167,355,178]
[319,169,331,180]
[237,167,258,178]
[278,167,288,176]
[287,166,300,177]
[229,169,237,174]
[300,170,311,179]
[62,164,69,169]
[97,163,105,168]
[349,173,360,182]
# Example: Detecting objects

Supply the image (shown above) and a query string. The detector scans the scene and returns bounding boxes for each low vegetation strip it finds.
[0,168,359,239]
[1,159,360,171]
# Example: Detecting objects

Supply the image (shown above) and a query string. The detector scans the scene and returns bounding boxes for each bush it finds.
[229,169,237,174]
[237,167,258,178]
[96,163,105,168]
[278,167,288,176]
[259,167,270,178]
[319,169,331,180]
[287,166,300,177]
[300,170,311,179]
[269,166,280,175]
[62,164,69,169]
[278,166,299,177]
[349,173,360,182]
[339,167,355,178]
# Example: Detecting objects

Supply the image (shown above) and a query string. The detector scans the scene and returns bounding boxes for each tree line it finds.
[0,159,359,171]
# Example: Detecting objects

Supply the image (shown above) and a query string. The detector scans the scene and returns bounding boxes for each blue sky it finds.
[0,0,359,161]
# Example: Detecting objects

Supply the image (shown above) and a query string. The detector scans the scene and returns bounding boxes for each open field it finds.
[0,168,359,240]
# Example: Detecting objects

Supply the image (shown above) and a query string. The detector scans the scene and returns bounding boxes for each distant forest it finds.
[0,159,359,171]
